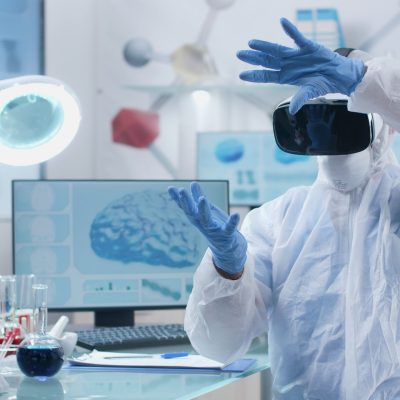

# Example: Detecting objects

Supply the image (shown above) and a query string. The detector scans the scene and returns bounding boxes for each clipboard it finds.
[68,350,256,373]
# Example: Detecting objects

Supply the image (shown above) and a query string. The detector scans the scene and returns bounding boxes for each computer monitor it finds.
[197,131,318,207]
[12,180,229,327]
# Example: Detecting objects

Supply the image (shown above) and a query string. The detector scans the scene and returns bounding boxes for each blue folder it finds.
[66,358,256,374]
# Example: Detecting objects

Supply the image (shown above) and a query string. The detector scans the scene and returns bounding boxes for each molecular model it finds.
[112,0,236,178]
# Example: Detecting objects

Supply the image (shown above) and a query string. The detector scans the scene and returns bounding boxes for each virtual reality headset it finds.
[272,96,375,156]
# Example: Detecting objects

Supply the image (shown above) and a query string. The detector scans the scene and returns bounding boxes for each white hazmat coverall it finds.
[185,56,400,399]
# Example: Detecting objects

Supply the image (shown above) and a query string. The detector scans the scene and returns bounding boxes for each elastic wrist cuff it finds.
[212,259,244,280]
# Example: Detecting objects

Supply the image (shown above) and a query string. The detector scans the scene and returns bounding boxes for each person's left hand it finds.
[168,182,247,275]
[237,17,366,114]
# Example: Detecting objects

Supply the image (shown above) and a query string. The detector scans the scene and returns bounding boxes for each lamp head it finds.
[0,75,81,166]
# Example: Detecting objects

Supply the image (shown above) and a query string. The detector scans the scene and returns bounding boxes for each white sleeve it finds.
[184,251,270,364]
[348,57,400,132]
[184,205,275,364]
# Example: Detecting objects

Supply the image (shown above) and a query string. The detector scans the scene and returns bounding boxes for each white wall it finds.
[44,0,96,180]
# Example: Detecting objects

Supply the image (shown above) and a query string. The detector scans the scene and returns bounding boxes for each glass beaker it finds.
[16,284,64,379]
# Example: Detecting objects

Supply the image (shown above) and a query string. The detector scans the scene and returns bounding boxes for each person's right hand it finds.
[237,17,366,114]
[168,182,247,275]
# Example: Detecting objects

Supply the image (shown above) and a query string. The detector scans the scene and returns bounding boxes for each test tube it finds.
[15,274,36,335]
[0,276,17,336]
[31,284,48,336]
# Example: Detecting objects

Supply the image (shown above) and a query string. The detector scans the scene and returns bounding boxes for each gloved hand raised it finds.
[168,182,247,276]
[237,17,366,114]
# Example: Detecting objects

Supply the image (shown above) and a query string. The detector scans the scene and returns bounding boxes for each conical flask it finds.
[16,284,64,379]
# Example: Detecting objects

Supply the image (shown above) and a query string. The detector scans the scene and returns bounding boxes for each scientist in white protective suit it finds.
[168,17,400,400]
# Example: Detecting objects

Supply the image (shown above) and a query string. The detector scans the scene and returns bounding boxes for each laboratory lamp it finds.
[0,75,81,166]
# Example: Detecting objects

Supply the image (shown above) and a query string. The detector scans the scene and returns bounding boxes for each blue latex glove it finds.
[237,17,366,114]
[168,182,247,275]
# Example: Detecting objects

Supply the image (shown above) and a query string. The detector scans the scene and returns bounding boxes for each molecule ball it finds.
[123,38,153,67]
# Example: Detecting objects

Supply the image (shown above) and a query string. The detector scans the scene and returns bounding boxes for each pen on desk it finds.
[161,352,189,359]
[103,352,189,359]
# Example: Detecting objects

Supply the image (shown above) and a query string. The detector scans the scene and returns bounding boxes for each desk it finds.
[0,338,269,400]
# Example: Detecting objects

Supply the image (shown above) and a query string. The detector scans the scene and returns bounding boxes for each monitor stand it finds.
[94,310,135,327]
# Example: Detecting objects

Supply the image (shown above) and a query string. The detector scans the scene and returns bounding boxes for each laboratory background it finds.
[0,0,399,399]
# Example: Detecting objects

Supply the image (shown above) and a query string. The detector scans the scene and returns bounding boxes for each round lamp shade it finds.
[0,75,81,166]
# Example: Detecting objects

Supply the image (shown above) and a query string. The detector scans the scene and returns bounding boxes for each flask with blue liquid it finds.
[16,284,64,379]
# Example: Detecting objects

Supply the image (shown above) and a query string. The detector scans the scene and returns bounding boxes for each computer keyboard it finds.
[75,324,190,351]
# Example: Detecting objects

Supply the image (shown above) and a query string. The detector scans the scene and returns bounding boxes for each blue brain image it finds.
[90,190,202,267]
[215,139,244,163]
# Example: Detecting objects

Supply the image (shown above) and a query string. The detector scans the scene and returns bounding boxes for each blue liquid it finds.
[16,345,64,378]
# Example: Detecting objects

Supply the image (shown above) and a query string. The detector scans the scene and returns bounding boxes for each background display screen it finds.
[13,180,228,310]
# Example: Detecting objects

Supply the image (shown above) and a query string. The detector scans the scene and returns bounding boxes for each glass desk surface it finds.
[0,337,269,400]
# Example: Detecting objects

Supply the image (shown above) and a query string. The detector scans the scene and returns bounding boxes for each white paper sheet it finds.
[69,350,226,369]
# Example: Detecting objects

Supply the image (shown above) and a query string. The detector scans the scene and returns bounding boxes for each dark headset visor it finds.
[273,102,374,156]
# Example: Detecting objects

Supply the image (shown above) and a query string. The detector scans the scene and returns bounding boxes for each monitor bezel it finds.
[12,179,230,313]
